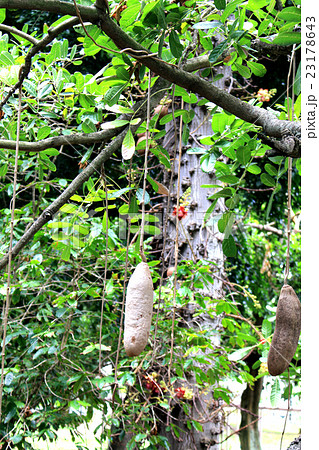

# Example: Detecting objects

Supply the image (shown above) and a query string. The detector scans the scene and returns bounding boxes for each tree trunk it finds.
[158,67,232,448]
[239,352,263,450]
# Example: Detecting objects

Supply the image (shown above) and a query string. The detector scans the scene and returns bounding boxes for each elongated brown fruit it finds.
[267,284,301,376]
[124,262,154,357]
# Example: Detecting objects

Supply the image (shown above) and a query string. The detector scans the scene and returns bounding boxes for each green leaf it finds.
[247,164,261,174]
[236,146,251,165]
[104,84,126,106]
[159,109,184,125]
[228,346,254,361]
[0,8,6,24]
[264,163,277,177]
[234,63,251,78]
[214,0,226,9]
[247,0,268,10]
[218,212,234,238]
[211,112,234,133]
[149,147,171,169]
[0,51,15,66]
[200,153,216,173]
[169,30,183,58]
[11,436,23,444]
[258,19,272,37]
[209,187,234,199]
[43,148,60,156]
[61,245,71,261]
[39,156,56,172]
[209,40,228,63]
[136,188,150,205]
[273,32,301,46]
[221,0,245,22]
[262,319,272,339]
[108,187,131,199]
[204,199,218,224]
[218,174,239,185]
[278,7,301,24]
[5,372,14,386]
[116,66,130,81]
[143,225,161,236]
[79,93,95,108]
[81,118,96,133]
[5,407,17,423]
[270,378,281,406]
[260,173,276,187]
[192,421,203,432]
[135,433,147,442]
[293,62,301,96]
[193,20,222,30]
[101,119,129,130]
[246,61,266,77]
[122,129,135,160]
[47,221,72,229]
[222,235,237,257]
[225,194,239,209]
[265,189,276,219]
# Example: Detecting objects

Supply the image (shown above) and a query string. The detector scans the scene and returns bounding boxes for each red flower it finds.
[173,206,188,220]
[174,387,185,399]
[259,338,266,345]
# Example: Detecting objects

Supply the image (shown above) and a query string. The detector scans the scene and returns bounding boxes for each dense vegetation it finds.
[0,0,301,448]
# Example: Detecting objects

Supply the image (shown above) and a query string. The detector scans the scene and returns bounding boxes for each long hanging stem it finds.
[99,165,108,375]
[168,98,184,383]
[151,86,177,364]
[0,84,22,419]
[280,46,296,450]
[283,45,296,286]
[112,160,133,406]
[139,70,152,262]
[284,158,292,286]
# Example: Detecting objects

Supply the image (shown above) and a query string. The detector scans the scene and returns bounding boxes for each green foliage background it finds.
[0,0,301,447]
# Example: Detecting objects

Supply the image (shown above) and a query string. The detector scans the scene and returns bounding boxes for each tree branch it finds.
[0,128,128,152]
[0,77,170,271]
[0,0,301,157]
[0,24,39,44]
[0,129,127,272]
[244,222,283,236]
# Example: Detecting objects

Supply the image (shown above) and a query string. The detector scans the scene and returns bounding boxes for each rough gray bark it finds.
[158,68,233,449]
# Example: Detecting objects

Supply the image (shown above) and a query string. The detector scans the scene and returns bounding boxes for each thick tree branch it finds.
[0,0,97,18]
[0,128,128,152]
[0,0,301,158]
[0,129,127,272]
[0,24,39,44]
[0,78,170,271]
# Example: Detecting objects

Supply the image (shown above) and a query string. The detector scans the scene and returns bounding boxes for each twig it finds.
[226,313,264,340]
[220,416,261,444]
[0,24,39,44]
[139,70,152,262]
[73,0,156,59]
[168,98,184,383]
